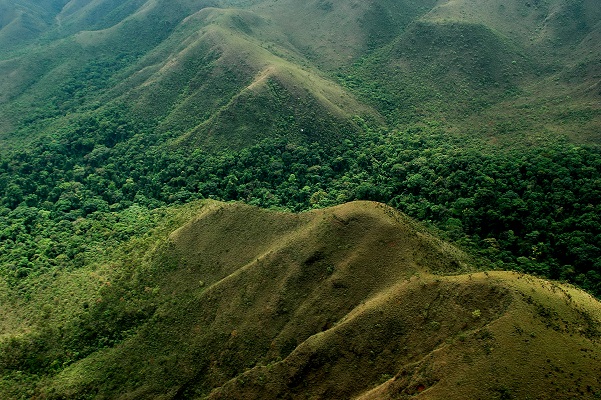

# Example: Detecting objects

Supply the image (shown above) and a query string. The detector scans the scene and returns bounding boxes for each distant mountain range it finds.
[1,0,599,151]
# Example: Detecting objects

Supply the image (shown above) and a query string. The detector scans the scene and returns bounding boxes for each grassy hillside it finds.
[1,0,600,149]
[0,0,69,52]
[0,1,600,397]
[110,6,378,149]
[249,0,440,68]
[339,0,601,143]
[0,0,382,152]
[1,201,599,399]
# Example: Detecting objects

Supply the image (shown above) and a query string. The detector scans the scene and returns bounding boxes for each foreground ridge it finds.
[6,201,596,399]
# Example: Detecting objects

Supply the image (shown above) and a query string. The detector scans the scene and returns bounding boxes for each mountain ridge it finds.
[1,0,600,150]
[0,2,600,397]
[2,200,598,399]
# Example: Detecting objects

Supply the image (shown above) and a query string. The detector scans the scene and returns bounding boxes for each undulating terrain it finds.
[0,0,600,398]
[2,201,601,399]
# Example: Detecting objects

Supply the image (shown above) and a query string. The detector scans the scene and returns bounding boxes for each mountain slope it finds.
[341,0,601,143]
[249,0,440,68]
[0,1,600,395]
[2,201,599,399]
[2,0,600,151]
[0,0,383,151]
[0,0,69,52]
[109,7,378,148]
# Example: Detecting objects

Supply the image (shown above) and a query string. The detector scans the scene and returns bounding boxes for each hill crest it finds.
[5,200,596,399]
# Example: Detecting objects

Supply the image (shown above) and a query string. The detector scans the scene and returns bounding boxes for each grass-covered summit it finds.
[2,201,600,399]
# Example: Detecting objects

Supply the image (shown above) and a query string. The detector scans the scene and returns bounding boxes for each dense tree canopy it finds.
[1,112,600,296]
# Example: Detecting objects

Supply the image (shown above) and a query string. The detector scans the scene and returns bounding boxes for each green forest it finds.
[1,0,601,398]
[1,107,600,296]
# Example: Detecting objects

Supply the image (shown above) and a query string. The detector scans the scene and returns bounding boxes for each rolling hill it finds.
[0,0,600,151]
[0,1,600,398]
[1,201,599,399]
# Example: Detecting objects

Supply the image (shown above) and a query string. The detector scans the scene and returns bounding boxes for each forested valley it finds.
[1,109,600,296]
[1,0,601,398]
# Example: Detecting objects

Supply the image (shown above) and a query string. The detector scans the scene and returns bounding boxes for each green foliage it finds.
[1,112,600,296]
[337,21,532,126]
[1,1,600,397]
